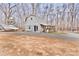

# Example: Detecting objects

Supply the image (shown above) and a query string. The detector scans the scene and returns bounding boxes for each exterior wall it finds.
[41,24,56,32]
[25,16,43,32]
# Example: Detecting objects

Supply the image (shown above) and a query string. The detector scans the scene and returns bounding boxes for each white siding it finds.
[25,16,43,32]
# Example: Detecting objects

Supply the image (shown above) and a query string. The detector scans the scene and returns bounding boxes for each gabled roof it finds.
[25,14,55,26]
[40,23,55,26]
[25,15,36,22]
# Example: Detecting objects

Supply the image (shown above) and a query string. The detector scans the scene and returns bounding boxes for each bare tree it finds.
[61,4,67,32]
[16,3,30,30]
[31,3,40,15]
[68,3,75,32]
[0,3,17,25]
[55,6,60,31]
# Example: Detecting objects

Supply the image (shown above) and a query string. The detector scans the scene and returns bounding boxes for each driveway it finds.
[0,32,79,40]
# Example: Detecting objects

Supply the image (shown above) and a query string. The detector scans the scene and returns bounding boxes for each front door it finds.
[34,26,38,32]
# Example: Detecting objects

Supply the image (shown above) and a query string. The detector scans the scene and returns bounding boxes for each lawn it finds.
[0,33,79,56]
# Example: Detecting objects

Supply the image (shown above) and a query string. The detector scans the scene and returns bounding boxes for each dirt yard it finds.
[0,33,79,56]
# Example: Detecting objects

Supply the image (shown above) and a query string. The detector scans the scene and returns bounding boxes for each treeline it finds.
[0,3,79,32]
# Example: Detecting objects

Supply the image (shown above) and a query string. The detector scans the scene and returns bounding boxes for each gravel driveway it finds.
[0,32,79,40]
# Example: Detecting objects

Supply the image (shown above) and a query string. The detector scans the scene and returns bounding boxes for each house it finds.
[25,15,56,32]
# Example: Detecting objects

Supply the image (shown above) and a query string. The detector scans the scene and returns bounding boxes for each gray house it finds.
[25,15,55,32]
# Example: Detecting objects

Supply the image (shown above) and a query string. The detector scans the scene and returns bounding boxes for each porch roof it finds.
[40,24,55,27]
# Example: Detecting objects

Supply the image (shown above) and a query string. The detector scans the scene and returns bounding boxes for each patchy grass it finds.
[0,33,79,56]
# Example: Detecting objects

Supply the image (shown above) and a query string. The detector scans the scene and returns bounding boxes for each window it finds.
[31,18,32,20]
